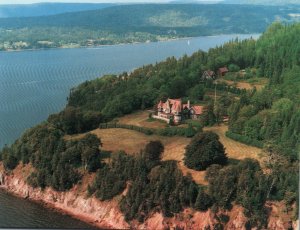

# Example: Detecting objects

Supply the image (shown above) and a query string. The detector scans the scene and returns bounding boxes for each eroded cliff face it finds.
[0,164,297,230]
[0,164,129,229]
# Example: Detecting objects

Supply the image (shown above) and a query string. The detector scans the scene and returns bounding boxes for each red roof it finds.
[158,99,203,115]
[158,100,164,108]
[191,105,204,115]
[169,99,182,113]
[157,98,182,113]
[219,67,229,75]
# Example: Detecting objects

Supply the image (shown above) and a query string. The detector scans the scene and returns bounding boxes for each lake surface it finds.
[0,34,259,228]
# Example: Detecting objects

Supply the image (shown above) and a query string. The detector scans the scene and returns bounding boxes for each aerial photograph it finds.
[0,0,299,229]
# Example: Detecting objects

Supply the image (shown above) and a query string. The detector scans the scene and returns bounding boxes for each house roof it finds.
[182,103,189,109]
[158,100,164,108]
[219,67,229,74]
[169,99,182,112]
[158,99,203,115]
[157,98,182,113]
[191,105,204,115]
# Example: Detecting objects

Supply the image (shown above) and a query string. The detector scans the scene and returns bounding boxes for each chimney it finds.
[187,100,190,109]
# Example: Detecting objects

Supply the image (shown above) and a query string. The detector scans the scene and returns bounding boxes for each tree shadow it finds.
[101,150,112,159]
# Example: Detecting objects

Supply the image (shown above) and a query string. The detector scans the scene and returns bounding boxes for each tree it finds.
[194,188,212,211]
[228,64,240,72]
[1,146,18,170]
[184,131,227,170]
[201,101,216,126]
[144,141,164,162]
[189,84,205,102]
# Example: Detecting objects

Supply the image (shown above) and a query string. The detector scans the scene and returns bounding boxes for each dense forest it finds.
[0,23,299,228]
[0,4,299,50]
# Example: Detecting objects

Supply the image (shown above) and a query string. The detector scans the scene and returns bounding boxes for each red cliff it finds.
[0,164,297,230]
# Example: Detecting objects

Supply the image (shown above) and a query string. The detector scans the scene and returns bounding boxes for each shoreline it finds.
[0,166,129,229]
[0,188,101,229]
[0,166,297,230]
[0,37,185,53]
[0,33,260,53]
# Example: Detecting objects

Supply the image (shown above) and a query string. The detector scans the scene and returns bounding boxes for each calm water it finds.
[0,34,259,228]
[0,189,96,228]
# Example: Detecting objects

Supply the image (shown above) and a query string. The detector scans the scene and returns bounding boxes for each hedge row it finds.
[225,131,263,148]
[99,123,196,137]
[99,123,154,135]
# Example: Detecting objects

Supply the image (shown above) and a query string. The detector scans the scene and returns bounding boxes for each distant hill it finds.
[0,4,299,51]
[170,0,221,3]
[1,4,299,30]
[223,0,300,5]
[0,3,114,18]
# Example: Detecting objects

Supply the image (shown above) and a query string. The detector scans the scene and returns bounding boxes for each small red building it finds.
[218,67,229,77]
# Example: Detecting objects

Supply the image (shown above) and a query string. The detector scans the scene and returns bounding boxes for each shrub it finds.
[184,131,227,170]
[225,131,263,148]
[99,123,195,137]
[144,141,164,163]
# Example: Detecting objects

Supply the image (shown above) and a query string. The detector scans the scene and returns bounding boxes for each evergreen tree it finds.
[184,132,227,170]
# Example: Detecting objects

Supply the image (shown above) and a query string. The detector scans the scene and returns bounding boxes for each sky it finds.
[0,0,218,4]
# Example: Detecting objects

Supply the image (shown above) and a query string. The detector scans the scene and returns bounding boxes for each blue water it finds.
[0,189,96,228]
[0,34,259,228]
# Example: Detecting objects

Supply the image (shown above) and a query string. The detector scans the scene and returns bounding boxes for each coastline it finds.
[0,164,129,229]
[0,187,102,229]
[0,33,260,53]
[0,164,297,230]
[0,37,183,53]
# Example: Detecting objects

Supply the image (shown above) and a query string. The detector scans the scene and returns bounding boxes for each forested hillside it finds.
[0,3,114,18]
[0,4,299,50]
[224,0,300,5]
[228,23,300,159]
[0,23,298,228]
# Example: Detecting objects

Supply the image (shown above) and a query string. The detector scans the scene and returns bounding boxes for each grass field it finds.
[67,119,262,185]
[204,124,262,161]
[116,110,167,129]
[216,78,268,91]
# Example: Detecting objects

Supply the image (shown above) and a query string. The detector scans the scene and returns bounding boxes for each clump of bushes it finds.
[184,131,227,170]
[225,131,263,148]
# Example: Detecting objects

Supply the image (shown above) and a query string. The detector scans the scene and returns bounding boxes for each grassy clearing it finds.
[116,110,167,129]
[66,128,211,183]
[216,78,268,91]
[66,111,262,185]
[66,128,190,161]
[95,128,189,161]
[204,124,262,162]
